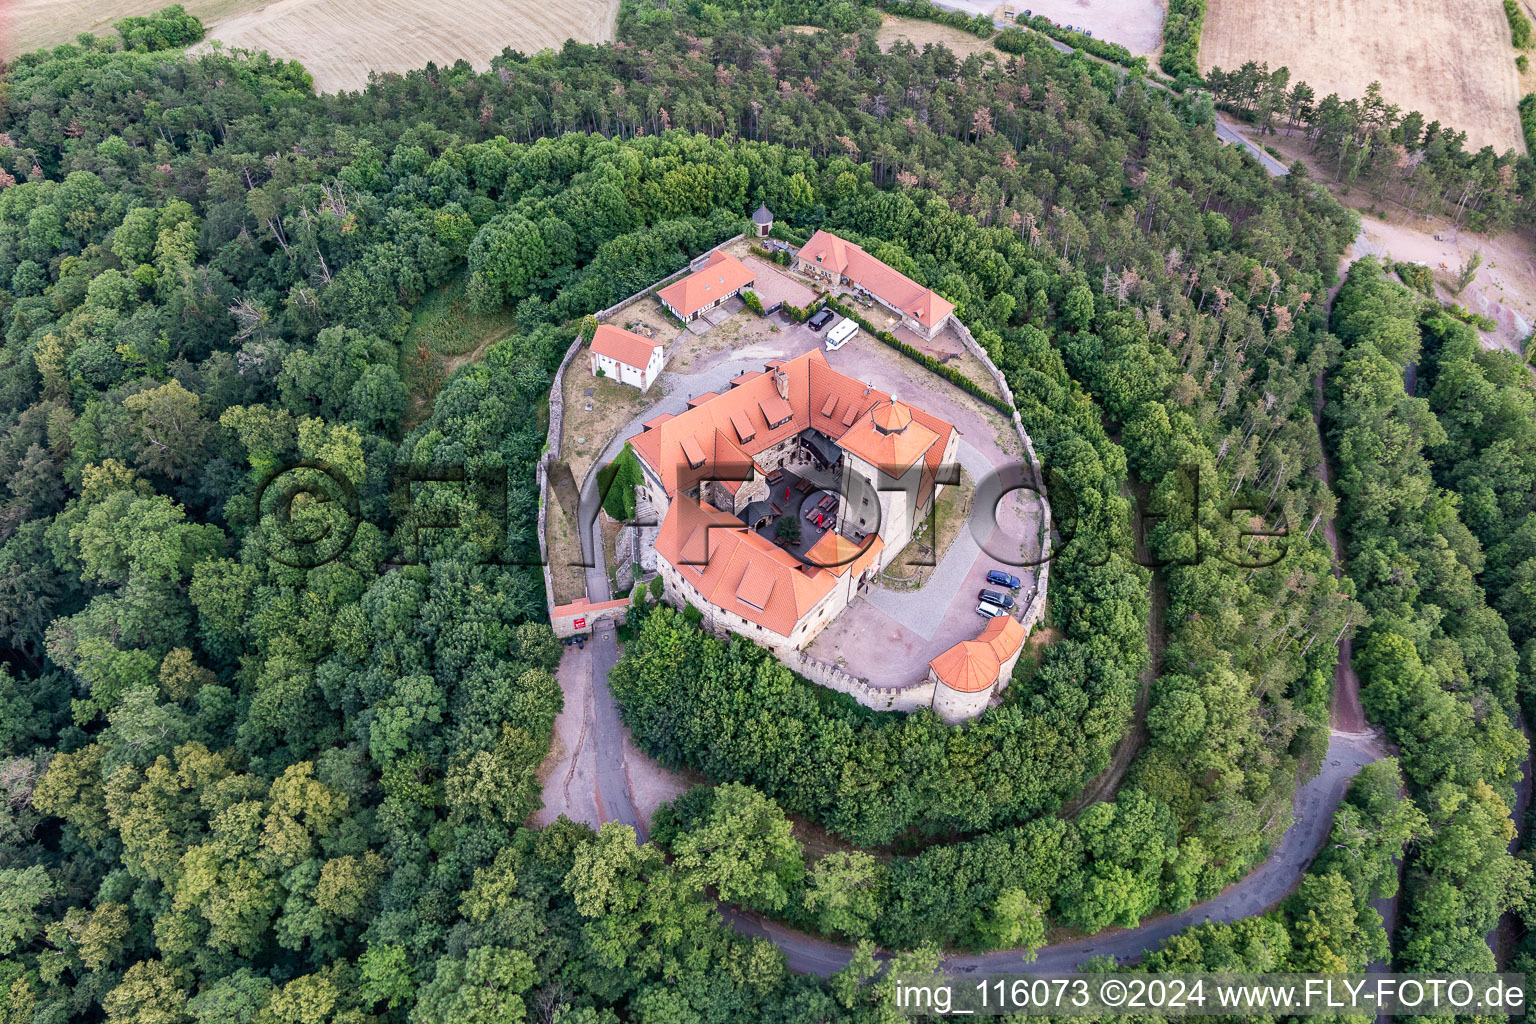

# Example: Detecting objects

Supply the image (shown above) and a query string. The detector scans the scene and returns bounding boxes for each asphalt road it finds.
[576,460,644,836]
[730,729,1382,975]
[926,2,1290,179]
[1214,120,1290,177]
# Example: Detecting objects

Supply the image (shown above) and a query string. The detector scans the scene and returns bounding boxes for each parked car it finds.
[808,309,835,331]
[978,589,1015,610]
[976,601,1007,618]
[986,569,1022,589]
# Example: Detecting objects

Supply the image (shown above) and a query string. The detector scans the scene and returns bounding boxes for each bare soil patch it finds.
[190,0,619,93]
[876,14,1002,58]
[1201,0,1525,153]
[1229,123,1534,360]
[561,363,656,494]
[1349,215,1534,358]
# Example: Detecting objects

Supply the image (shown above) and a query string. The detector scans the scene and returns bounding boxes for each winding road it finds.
[554,344,1391,976]
[929,2,1291,179]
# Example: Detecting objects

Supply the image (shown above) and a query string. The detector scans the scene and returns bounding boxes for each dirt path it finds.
[1313,371,1366,736]
[1060,480,1164,816]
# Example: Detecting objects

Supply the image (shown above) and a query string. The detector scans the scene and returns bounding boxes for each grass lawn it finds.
[875,468,974,590]
[400,275,518,425]
[560,365,656,493]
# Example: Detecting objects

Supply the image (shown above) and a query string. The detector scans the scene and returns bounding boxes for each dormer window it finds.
[681,436,707,470]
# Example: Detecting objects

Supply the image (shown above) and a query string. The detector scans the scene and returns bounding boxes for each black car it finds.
[978,588,1015,610]
[808,309,835,331]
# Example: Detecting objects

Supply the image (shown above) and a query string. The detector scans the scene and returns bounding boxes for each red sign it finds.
[573,617,586,629]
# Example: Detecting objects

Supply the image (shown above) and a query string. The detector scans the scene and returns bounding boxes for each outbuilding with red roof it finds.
[657,250,757,322]
[795,230,955,340]
[589,324,665,391]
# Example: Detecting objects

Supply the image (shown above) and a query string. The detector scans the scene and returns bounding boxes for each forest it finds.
[1205,65,1536,235]
[1,0,1533,1021]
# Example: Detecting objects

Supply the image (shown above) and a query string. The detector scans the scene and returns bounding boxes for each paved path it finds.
[732,730,1382,976]
[1215,118,1290,177]
[856,438,1033,639]
[926,3,1289,179]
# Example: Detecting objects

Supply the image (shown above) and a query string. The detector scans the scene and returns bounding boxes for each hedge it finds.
[1159,0,1205,80]
[823,298,1012,415]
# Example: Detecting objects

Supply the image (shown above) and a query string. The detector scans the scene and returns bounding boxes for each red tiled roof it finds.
[654,497,837,638]
[590,324,662,371]
[798,230,955,329]
[729,410,756,443]
[837,399,941,478]
[626,348,955,500]
[758,394,793,425]
[929,614,1026,693]
[928,641,999,694]
[978,613,1027,662]
[871,398,913,433]
[657,251,756,317]
[736,567,775,609]
[802,530,884,578]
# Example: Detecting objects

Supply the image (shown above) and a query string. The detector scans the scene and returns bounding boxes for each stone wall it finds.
[549,597,630,638]
[776,648,937,714]
[537,327,591,613]
[538,232,747,617]
[950,316,1052,639]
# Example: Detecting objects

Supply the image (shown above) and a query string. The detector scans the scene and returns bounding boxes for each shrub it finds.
[649,575,664,599]
[1393,261,1436,297]
[994,27,1029,54]
[1159,0,1206,80]
[597,444,644,521]
[742,290,765,316]
[1442,303,1498,332]
[1508,0,1534,49]
[1020,16,1138,68]
[114,3,203,50]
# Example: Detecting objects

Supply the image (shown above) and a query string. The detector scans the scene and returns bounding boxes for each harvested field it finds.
[5,0,619,92]
[194,0,618,93]
[2,0,258,57]
[1201,0,1525,153]
[876,14,1001,58]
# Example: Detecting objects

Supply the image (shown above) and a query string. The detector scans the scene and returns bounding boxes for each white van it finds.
[824,317,858,351]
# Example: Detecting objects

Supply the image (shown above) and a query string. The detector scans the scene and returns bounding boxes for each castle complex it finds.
[630,347,959,651]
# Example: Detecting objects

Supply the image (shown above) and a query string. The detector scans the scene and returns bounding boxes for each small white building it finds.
[589,324,664,391]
